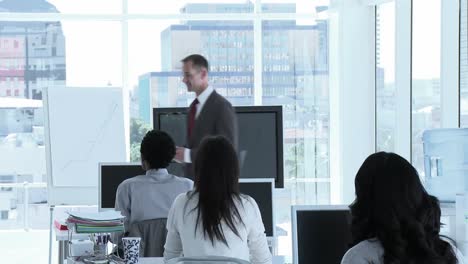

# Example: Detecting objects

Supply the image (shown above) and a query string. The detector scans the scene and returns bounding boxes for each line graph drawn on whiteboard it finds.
[45,87,126,191]
[59,102,120,173]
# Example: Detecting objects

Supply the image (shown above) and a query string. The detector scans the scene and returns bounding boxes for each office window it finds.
[41,0,122,14]
[262,16,330,207]
[461,0,468,126]
[0,1,332,263]
[261,0,317,15]
[128,20,255,161]
[411,0,442,175]
[129,0,254,14]
[0,16,120,235]
[58,21,121,87]
[376,2,396,152]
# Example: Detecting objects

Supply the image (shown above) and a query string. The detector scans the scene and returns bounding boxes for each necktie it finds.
[188,98,199,138]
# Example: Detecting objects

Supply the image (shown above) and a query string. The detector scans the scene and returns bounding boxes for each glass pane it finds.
[262,17,330,205]
[61,21,122,87]
[0,19,121,242]
[129,19,255,161]
[0,20,66,99]
[129,19,254,110]
[261,0,328,15]
[0,186,22,229]
[412,0,442,175]
[0,20,122,92]
[461,0,468,126]
[129,0,253,14]
[376,2,396,152]
[0,0,121,14]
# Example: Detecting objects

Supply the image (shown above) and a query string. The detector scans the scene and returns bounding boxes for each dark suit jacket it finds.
[185,90,238,179]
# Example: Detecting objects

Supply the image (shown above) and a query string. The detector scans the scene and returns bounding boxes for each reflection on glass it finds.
[376,2,396,152]
[129,16,257,156]
[261,0,322,15]
[0,1,332,260]
[262,0,330,207]
[0,18,65,99]
[0,0,121,14]
[0,0,59,13]
[0,0,64,214]
[129,0,254,14]
[0,1,123,230]
[412,0,442,176]
[129,19,254,123]
[61,21,121,87]
[461,0,468,126]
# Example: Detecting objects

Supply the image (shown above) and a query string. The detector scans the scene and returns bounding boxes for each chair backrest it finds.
[126,218,167,257]
[166,256,250,264]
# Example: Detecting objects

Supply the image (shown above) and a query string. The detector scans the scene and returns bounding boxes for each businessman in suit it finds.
[174,54,238,179]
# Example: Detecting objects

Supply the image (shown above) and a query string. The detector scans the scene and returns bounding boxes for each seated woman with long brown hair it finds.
[163,136,272,264]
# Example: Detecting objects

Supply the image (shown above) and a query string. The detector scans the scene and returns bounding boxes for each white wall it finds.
[330,0,376,204]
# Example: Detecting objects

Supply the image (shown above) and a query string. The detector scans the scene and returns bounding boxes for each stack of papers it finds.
[67,211,125,233]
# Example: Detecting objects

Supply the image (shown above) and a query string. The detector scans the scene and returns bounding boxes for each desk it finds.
[66,257,164,264]
[67,256,285,264]
[135,258,164,264]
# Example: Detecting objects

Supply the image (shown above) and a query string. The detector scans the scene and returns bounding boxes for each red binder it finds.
[54,219,68,231]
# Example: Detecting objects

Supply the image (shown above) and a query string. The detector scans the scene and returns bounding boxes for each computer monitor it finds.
[239,178,275,238]
[292,205,351,264]
[99,165,275,237]
[153,106,284,188]
[98,162,145,211]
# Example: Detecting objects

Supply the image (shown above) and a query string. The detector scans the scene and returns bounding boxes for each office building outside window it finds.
[411,0,442,175]
[0,1,330,262]
[461,0,468,126]
[376,2,396,152]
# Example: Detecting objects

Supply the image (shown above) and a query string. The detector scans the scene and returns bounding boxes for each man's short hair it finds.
[181,54,209,72]
[140,130,175,169]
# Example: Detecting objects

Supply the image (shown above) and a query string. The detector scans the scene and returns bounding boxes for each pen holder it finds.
[93,234,110,256]
[94,243,107,256]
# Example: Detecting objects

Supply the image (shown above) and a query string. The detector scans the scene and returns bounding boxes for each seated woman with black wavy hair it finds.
[341,152,465,264]
[163,136,272,264]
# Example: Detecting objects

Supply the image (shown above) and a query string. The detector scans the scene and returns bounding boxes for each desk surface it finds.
[68,256,285,264]
[66,257,164,264]
[137,258,164,264]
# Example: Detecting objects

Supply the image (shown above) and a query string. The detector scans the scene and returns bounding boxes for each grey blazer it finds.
[185,90,238,179]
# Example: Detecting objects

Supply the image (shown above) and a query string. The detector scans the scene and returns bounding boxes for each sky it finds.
[378,0,441,84]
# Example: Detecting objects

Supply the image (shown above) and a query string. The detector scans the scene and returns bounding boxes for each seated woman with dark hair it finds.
[341,152,464,264]
[163,136,272,264]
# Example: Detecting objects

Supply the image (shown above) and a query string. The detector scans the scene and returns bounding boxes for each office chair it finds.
[126,218,167,257]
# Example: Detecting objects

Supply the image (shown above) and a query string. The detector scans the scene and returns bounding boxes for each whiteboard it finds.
[44,87,126,206]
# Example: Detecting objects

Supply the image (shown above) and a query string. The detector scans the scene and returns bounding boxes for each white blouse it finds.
[163,192,272,264]
[341,238,466,264]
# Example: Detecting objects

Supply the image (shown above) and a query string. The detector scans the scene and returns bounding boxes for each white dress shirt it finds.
[183,86,214,163]
[164,192,272,264]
